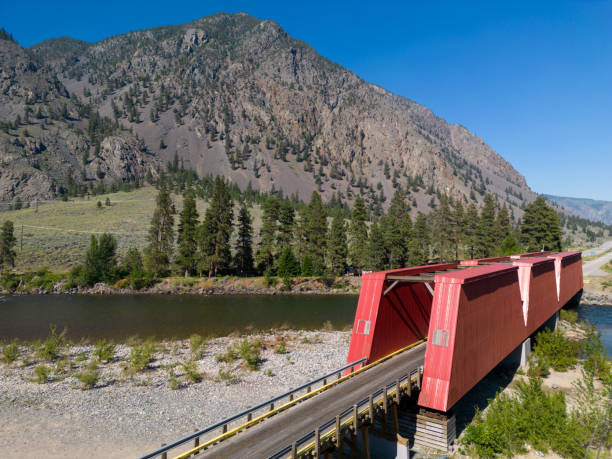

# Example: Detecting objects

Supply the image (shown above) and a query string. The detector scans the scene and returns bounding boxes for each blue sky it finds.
[2,1,611,200]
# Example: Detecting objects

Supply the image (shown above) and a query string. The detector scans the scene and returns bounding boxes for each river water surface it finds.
[0,294,358,341]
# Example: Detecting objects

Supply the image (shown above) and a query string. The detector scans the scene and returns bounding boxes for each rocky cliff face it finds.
[1,12,535,215]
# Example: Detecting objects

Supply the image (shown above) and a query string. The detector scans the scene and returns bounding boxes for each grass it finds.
[1,341,19,364]
[35,325,65,361]
[33,364,51,383]
[93,339,115,363]
[189,334,206,359]
[124,342,155,374]
[216,365,238,385]
[0,186,265,272]
[216,337,262,370]
[75,360,99,389]
[181,358,203,383]
[274,341,287,354]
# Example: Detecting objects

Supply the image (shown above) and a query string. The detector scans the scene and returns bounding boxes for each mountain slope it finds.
[545,194,612,225]
[1,12,535,215]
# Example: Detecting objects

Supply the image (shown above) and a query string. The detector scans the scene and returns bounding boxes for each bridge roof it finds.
[434,264,517,284]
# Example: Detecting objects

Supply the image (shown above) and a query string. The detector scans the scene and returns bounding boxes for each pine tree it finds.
[255,196,279,273]
[409,212,430,265]
[277,200,295,252]
[520,197,562,252]
[0,220,17,273]
[465,203,480,258]
[145,186,176,276]
[496,204,511,250]
[234,204,254,275]
[199,177,233,277]
[278,246,300,277]
[452,200,465,260]
[366,219,386,271]
[432,194,453,261]
[176,193,199,275]
[327,212,348,275]
[348,197,369,272]
[477,194,497,257]
[303,191,327,275]
[81,233,118,286]
[381,190,411,268]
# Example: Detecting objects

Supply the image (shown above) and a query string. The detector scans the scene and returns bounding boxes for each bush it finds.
[189,334,206,359]
[125,342,155,373]
[275,341,287,354]
[35,324,64,361]
[76,361,99,389]
[217,338,262,370]
[1,341,19,364]
[560,308,579,324]
[165,364,180,390]
[34,364,51,383]
[216,365,238,385]
[93,339,115,363]
[461,377,586,458]
[582,325,611,381]
[181,358,203,383]
[0,271,19,291]
[531,329,580,372]
[264,271,276,288]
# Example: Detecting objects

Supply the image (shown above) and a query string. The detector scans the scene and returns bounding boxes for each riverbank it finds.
[0,274,362,295]
[0,330,350,458]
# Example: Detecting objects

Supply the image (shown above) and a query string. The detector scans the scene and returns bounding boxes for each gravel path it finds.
[0,330,350,458]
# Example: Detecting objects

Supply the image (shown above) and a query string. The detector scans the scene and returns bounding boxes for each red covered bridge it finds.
[346,251,583,412]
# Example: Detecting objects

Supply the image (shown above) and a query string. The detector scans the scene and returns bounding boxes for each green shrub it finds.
[125,342,155,373]
[264,271,276,288]
[164,364,180,390]
[181,358,203,383]
[216,338,262,370]
[35,324,64,361]
[1,341,19,364]
[34,364,51,383]
[189,334,206,359]
[560,308,579,324]
[275,341,287,354]
[582,325,611,381]
[76,361,99,389]
[461,377,587,458]
[0,271,19,291]
[532,329,580,372]
[216,365,238,385]
[281,275,292,291]
[238,337,261,370]
[93,339,115,363]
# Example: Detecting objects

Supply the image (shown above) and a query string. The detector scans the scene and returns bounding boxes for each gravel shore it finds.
[0,330,351,458]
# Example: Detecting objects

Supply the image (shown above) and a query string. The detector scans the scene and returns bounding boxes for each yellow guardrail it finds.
[173,338,426,459]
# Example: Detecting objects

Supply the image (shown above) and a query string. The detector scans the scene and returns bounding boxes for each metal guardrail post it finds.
[407,374,412,397]
[335,415,341,446]
[193,430,199,452]
[222,424,227,434]
[314,426,320,458]
[161,445,167,459]
[247,412,252,422]
[353,404,359,432]
[270,402,274,411]
[382,386,388,418]
[291,441,297,458]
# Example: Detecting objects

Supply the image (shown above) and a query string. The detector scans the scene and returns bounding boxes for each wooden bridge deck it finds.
[201,342,427,458]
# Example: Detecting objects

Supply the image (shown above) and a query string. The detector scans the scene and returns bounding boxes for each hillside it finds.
[545,194,612,226]
[0,13,536,217]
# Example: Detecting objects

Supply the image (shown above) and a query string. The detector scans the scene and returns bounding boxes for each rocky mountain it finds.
[545,195,612,225]
[0,13,536,216]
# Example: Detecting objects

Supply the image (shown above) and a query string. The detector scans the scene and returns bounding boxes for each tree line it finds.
[0,182,564,288]
[64,185,562,287]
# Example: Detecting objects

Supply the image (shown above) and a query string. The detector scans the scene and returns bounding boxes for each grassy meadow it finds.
[0,186,264,272]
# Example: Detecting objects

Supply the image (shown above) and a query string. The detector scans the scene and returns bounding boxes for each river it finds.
[1,294,611,354]
[0,294,359,341]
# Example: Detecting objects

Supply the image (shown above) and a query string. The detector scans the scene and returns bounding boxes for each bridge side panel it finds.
[547,252,583,307]
[345,273,386,369]
[513,258,558,335]
[418,266,524,412]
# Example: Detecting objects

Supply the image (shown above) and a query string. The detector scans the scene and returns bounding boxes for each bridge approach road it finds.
[200,342,427,458]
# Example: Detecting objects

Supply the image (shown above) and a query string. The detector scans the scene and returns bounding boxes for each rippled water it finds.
[578,304,612,354]
[0,294,359,341]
